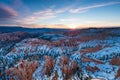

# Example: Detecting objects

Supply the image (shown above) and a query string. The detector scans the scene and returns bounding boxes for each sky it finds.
[0,0,120,29]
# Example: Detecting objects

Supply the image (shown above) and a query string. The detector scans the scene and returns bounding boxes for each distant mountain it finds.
[0,26,120,33]
[0,26,69,33]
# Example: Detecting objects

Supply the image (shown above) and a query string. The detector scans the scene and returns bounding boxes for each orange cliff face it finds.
[5,60,39,80]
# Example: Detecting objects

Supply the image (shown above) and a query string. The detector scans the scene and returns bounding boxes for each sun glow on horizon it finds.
[69,24,77,29]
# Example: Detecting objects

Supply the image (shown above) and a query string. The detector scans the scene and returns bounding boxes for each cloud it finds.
[16,7,68,24]
[18,23,68,28]
[18,21,120,29]
[15,1,120,27]
[16,1,120,24]
[16,9,56,24]
[15,1,76,24]
[69,2,120,13]
[0,24,18,26]
[0,4,17,19]
[60,18,79,22]
[33,9,57,19]
[12,0,30,16]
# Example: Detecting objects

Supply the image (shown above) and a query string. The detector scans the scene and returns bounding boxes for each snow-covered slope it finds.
[0,28,120,80]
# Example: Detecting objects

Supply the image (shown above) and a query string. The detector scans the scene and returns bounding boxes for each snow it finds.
[1,28,120,80]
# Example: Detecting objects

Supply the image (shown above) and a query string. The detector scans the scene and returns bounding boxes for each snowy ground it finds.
[0,28,120,80]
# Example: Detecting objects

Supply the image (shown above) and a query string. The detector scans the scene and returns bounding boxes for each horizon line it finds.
[0,25,120,29]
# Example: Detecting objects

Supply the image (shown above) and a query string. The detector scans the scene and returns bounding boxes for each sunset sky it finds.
[0,0,120,29]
